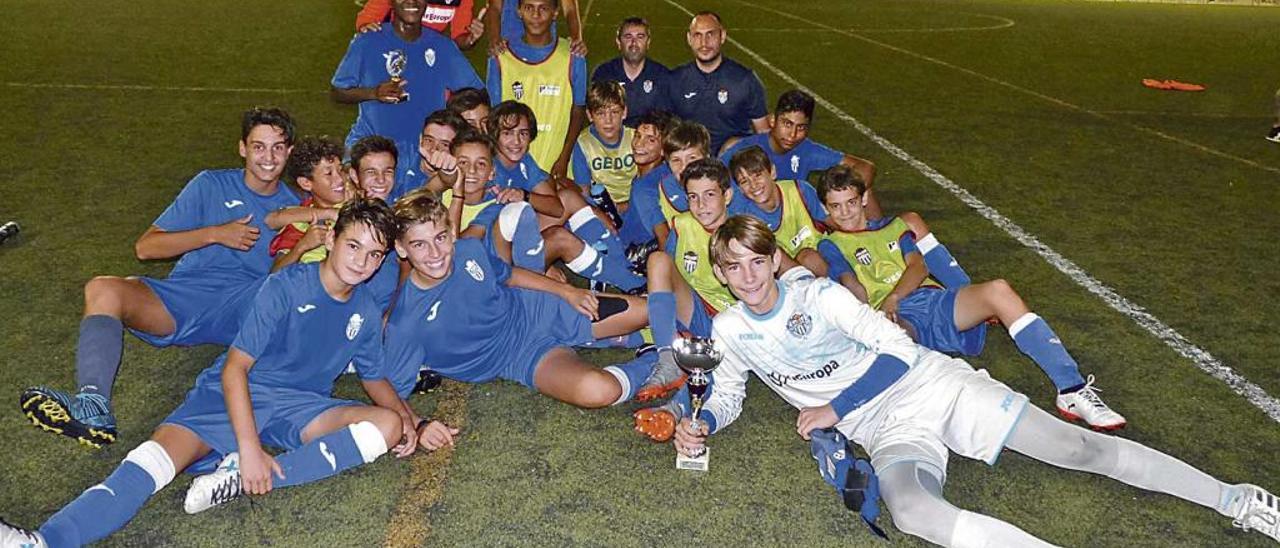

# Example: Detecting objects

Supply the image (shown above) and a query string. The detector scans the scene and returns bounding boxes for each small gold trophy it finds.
[672,337,723,472]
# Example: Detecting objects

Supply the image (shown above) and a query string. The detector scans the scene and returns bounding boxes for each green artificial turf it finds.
[2,0,1278,545]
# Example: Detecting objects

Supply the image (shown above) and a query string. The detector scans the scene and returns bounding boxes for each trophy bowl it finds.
[671,337,723,375]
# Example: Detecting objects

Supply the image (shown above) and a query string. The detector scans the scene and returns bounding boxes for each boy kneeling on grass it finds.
[1,200,456,546]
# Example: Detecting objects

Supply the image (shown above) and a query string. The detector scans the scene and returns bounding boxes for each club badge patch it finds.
[643,79,654,94]
[346,313,365,341]
[682,251,699,273]
[786,312,812,338]
[424,48,436,67]
[465,259,485,281]
[717,88,729,104]
[855,247,873,266]
[512,81,525,100]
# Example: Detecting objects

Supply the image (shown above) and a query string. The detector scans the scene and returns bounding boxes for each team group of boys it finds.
[4,0,1279,546]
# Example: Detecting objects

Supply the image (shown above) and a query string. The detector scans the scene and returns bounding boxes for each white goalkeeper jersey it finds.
[706,267,936,445]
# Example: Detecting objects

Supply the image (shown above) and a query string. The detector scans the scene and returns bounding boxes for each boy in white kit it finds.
[669,215,1280,547]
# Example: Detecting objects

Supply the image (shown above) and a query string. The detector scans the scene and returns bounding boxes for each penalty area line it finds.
[382,380,472,548]
[660,0,1280,424]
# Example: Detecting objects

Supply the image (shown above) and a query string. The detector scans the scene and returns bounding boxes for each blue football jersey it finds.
[720,133,844,183]
[153,169,301,283]
[332,26,482,157]
[628,163,689,237]
[726,179,828,228]
[196,262,385,395]
[382,239,534,395]
[591,57,674,128]
[493,153,548,191]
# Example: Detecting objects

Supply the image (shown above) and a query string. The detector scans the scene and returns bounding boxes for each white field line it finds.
[650,12,1015,33]
[1095,109,1266,120]
[3,81,322,94]
[661,0,1280,422]
[737,0,1280,177]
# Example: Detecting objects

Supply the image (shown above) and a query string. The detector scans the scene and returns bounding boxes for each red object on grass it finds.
[1142,78,1207,92]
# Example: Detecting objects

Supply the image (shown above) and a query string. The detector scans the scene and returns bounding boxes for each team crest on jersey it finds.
[346,313,365,341]
[512,81,525,100]
[424,48,436,67]
[717,88,729,104]
[790,154,800,174]
[854,247,873,266]
[465,259,485,281]
[643,80,654,94]
[383,49,407,79]
[682,251,699,273]
[786,312,812,338]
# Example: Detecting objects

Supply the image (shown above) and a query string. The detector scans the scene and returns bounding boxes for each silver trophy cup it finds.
[385,49,409,103]
[672,337,723,471]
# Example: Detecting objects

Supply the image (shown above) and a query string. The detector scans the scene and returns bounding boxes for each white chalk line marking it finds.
[736,0,1280,177]
[662,0,1280,422]
[648,13,1014,33]
[3,82,322,94]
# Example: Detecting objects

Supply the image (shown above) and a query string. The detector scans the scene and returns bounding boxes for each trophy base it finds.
[675,448,709,471]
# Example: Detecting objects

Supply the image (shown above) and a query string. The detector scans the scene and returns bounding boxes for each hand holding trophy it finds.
[382,49,410,104]
[672,337,723,472]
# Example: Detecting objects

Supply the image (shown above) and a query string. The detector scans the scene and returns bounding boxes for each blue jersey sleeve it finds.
[569,141,590,188]
[526,157,550,189]
[332,35,367,89]
[485,56,502,106]
[571,55,588,106]
[829,354,909,418]
[632,181,664,234]
[663,230,678,255]
[798,139,844,171]
[486,242,512,284]
[745,72,768,120]
[229,275,290,360]
[445,41,483,91]
[153,172,212,232]
[818,240,853,280]
[353,301,388,381]
[653,69,675,113]
[899,230,919,257]
[796,181,828,223]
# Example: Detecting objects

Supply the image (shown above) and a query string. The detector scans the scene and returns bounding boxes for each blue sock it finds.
[648,292,677,347]
[604,352,658,403]
[569,208,645,290]
[595,250,647,290]
[75,315,124,398]
[503,203,544,271]
[40,461,154,547]
[275,424,379,488]
[1010,313,1085,392]
[917,233,971,288]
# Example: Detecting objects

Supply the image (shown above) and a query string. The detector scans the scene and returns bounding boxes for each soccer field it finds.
[2,0,1279,545]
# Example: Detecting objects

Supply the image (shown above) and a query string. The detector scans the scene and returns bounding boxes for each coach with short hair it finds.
[668,11,769,155]
[591,16,674,128]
